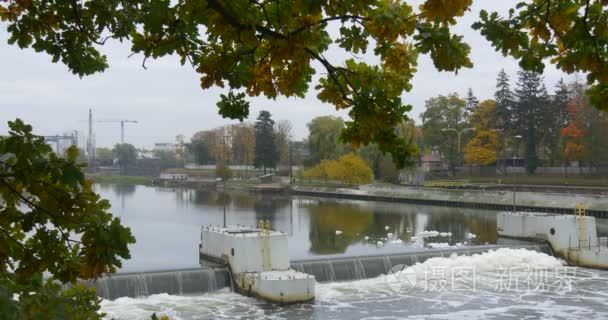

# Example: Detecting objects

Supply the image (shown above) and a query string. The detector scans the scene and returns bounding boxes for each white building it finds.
[153,142,175,151]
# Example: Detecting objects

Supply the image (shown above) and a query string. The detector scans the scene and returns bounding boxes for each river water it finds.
[96,184,608,319]
[94,184,499,272]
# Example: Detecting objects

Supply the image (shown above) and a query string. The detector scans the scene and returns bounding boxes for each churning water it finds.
[100,248,608,320]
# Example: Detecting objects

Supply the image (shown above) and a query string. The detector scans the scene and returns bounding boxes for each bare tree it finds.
[274,120,293,170]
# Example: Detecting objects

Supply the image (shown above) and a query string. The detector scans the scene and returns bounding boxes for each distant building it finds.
[159,172,188,180]
[154,142,175,151]
[138,150,158,160]
[420,146,446,173]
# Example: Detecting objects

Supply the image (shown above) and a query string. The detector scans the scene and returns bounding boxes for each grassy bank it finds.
[90,175,154,185]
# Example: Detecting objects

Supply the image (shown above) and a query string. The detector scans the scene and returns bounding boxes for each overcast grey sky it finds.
[0,1,577,149]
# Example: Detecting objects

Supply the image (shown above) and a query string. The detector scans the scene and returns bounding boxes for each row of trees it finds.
[304,116,420,183]
[421,69,608,175]
[302,69,608,180]
[188,110,292,174]
[99,70,608,180]
[94,143,182,176]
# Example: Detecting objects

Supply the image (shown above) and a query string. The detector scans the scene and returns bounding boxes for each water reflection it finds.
[93,185,519,272]
[301,198,497,255]
[307,202,374,254]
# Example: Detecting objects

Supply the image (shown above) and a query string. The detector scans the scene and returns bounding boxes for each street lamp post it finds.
[442,127,476,153]
[512,135,523,211]
[442,127,476,175]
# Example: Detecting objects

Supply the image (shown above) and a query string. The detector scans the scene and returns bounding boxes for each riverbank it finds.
[292,184,608,217]
[463,176,608,188]
[89,175,154,185]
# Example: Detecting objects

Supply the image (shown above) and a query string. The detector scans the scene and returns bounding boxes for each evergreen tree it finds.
[537,83,553,163]
[494,69,514,172]
[254,110,278,173]
[465,88,479,119]
[514,70,545,174]
[494,70,515,128]
[542,79,571,165]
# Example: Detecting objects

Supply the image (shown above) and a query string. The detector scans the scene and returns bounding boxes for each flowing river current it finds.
[94,184,608,319]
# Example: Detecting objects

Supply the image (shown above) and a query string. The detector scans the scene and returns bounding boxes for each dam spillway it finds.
[291,243,551,282]
[92,267,232,300]
[92,243,551,300]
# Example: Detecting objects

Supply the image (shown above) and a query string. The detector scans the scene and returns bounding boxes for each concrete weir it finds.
[199,225,315,304]
[498,211,608,269]
[91,243,551,300]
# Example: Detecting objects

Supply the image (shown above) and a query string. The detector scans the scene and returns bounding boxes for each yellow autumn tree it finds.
[304,154,373,185]
[465,100,500,165]
[304,159,333,183]
[330,153,374,184]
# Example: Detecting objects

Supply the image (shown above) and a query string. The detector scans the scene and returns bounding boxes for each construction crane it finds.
[96,119,138,144]
[42,132,78,155]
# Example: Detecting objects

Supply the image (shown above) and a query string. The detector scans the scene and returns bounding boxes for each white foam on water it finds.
[101,290,275,320]
[417,230,440,238]
[101,249,608,320]
[403,247,563,282]
[427,242,462,249]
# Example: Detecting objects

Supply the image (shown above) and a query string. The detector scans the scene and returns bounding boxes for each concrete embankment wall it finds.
[292,185,608,217]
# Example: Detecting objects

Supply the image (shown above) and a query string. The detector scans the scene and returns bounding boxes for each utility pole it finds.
[289,141,293,184]
[87,109,95,169]
[120,121,125,144]
[221,134,229,228]
[512,135,523,211]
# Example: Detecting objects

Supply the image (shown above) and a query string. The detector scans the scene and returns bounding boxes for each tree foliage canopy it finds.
[2,0,608,168]
[112,143,138,169]
[305,153,373,185]
[307,116,348,164]
[421,93,468,171]
[464,100,500,165]
[0,119,135,319]
[472,0,608,111]
[254,110,278,172]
